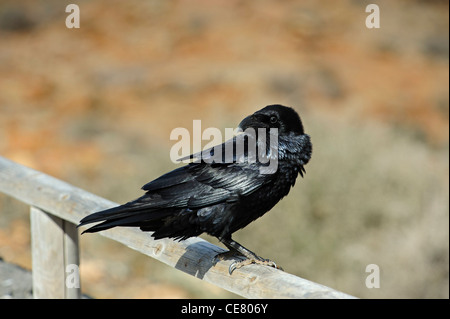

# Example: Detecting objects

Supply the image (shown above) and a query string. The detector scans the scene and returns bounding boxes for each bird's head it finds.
[238,104,305,136]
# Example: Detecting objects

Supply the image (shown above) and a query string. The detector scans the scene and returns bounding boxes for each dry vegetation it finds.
[0,0,448,298]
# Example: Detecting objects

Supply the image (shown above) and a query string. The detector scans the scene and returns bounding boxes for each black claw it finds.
[229,262,237,275]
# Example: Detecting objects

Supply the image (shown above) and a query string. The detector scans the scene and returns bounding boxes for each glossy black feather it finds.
[78,104,312,242]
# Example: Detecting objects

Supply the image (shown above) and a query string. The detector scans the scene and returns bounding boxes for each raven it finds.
[78,104,312,273]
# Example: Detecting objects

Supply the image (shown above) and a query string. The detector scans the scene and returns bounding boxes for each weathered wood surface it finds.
[30,207,81,298]
[0,156,356,299]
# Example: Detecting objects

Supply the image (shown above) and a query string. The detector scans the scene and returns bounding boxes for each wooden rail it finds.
[0,156,355,299]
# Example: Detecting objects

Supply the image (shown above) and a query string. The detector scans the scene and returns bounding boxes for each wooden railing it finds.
[0,156,355,299]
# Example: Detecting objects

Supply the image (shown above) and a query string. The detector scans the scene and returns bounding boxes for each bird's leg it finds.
[212,240,246,266]
[213,237,283,274]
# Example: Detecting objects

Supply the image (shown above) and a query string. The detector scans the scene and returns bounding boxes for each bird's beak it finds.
[238,114,256,132]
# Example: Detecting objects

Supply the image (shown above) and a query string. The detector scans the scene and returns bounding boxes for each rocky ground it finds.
[0,257,32,299]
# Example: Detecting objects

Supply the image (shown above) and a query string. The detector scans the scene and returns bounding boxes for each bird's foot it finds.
[212,250,245,266]
[214,238,283,274]
[229,257,283,275]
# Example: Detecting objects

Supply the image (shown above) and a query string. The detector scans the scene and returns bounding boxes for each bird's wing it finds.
[142,161,272,209]
[79,137,273,230]
[141,133,271,208]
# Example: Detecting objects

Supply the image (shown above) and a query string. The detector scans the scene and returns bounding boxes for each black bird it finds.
[78,104,312,273]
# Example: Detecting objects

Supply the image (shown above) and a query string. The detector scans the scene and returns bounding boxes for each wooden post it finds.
[30,207,81,299]
[63,215,81,299]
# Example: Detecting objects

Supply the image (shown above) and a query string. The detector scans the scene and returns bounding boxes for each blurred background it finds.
[0,0,448,298]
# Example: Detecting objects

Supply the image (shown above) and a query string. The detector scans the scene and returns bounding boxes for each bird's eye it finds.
[269,115,278,124]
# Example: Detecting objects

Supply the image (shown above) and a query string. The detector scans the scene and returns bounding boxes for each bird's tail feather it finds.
[78,204,173,234]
